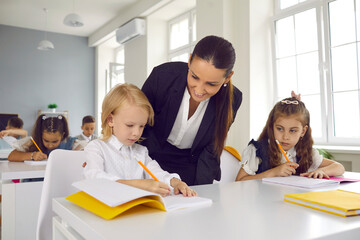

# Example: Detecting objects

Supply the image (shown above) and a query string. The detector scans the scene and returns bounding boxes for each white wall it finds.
[95,45,115,134]
[124,35,147,88]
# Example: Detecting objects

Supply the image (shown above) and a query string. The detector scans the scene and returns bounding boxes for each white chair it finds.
[36,149,86,240]
[214,146,241,183]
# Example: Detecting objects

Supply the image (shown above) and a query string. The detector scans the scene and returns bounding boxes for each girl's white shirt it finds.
[240,144,323,175]
[83,135,180,186]
[167,87,209,149]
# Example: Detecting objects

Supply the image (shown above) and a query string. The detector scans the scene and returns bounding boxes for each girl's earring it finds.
[223,83,227,87]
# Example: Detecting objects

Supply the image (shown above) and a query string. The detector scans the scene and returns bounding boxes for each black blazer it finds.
[141,62,242,185]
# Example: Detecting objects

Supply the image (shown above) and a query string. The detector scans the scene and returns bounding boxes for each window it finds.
[168,9,196,62]
[107,46,125,93]
[273,0,360,145]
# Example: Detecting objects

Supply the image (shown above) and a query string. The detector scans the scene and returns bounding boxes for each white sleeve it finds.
[72,139,87,150]
[83,141,119,181]
[307,148,324,172]
[11,136,33,152]
[143,149,180,186]
[240,144,261,175]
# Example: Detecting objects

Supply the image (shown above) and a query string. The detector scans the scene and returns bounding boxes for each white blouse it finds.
[167,87,209,149]
[240,144,323,175]
[83,135,180,186]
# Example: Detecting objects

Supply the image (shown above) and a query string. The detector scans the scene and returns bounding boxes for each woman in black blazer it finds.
[141,36,242,185]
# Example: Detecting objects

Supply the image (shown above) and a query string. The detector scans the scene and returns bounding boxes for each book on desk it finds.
[66,178,212,220]
[284,189,360,217]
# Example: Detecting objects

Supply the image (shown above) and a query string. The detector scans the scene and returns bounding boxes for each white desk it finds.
[0,161,46,240]
[53,172,360,240]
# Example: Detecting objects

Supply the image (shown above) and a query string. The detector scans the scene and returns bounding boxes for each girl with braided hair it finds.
[236,97,344,181]
[8,114,84,162]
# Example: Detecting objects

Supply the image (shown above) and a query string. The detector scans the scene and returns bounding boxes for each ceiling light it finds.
[63,0,84,27]
[38,8,54,51]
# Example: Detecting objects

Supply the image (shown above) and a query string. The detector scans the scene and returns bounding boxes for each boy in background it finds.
[76,115,97,142]
[0,117,28,147]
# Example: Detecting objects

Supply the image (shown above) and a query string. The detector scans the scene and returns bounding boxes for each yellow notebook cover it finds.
[66,179,212,220]
[66,191,165,220]
[284,190,360,217]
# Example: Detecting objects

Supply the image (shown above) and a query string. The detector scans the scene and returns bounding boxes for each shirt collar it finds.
[108,135,126,151]
[81,133,91,141]
[287,147,296,158]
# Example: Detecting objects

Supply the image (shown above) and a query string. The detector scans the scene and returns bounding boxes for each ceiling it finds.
[0,0,195,38]
[0,0,142,37]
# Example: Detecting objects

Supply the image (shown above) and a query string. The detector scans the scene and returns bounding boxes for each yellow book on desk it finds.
[66,179,212,220]
[284,189,360,217]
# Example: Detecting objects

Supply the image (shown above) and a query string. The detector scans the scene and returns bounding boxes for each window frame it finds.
[168,9,196,62]
[272,0,360,146]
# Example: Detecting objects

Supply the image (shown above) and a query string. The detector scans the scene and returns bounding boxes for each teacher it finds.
[141,35,242,185]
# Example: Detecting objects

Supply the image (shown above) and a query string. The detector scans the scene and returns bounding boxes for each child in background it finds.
[84,83,196,197]
[76,115,97,142]
[8,114,85,162]
[0,117,28,147]
[236,97,344,181]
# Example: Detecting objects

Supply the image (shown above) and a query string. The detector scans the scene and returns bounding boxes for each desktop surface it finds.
[53,174,360,240]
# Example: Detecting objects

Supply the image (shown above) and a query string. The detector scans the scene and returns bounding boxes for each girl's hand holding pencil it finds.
[31,151,48,161]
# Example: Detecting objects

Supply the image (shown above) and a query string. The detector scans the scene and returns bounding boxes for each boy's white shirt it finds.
[2,135,17,146]
[240,144,323,175]
[83,135,180,186]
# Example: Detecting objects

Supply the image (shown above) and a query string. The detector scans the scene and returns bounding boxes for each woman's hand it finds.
[300,169,329,179]
[270,162,298,177]
[170,178,197,197]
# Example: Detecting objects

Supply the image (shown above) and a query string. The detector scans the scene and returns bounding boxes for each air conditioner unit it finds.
[116,18,146,44]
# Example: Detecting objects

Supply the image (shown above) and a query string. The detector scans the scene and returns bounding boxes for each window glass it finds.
[295,9,318,54]
[302,95,322,139]
[276,16,295,58]
[333,91,360,138]
[328,0,356,47]
[331,44,358,92]
[276,57,297,98]
[170,18,189,50]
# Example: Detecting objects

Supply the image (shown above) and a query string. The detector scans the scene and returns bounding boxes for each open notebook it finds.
[66,178,212,220]
[262,175,341,188]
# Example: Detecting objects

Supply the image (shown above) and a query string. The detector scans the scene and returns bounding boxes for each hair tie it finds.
[281,100,299,105]
[57,115,63,120]
[42,115,47,120]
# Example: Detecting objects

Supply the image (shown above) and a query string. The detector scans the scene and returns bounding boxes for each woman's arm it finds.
[300,158,345,178]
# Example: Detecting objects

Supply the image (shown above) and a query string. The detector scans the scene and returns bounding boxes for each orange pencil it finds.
[137,161,159,181]
[276,139,290,162]
[30,136,43,153]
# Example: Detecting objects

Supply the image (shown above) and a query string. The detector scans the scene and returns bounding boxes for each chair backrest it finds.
[214,146,241,183]
[36,149,86,240]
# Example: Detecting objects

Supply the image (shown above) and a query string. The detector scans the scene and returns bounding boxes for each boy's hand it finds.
[140,179,171,197]
[300,169,329,179]
[170,178,197,197]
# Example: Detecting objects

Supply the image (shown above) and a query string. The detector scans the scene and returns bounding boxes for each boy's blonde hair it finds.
[101,83,154,141]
